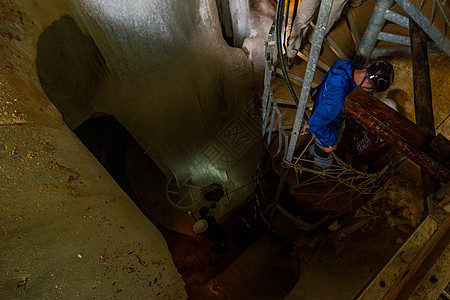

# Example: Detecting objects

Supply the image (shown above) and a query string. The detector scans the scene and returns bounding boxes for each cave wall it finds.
[61,0,265,186]
[1,0,276,296]
[20,0,275,235]
[0,1,187,298]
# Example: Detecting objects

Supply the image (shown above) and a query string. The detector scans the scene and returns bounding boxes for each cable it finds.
[225,181,255,196]
[276,0,300,106]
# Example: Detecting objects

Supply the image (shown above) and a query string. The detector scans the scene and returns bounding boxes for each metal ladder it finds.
[262,0,335,162]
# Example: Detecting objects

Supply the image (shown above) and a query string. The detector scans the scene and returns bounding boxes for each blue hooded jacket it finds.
[308,59,355,146]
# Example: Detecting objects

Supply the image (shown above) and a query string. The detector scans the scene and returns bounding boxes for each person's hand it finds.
[323,144,337,153]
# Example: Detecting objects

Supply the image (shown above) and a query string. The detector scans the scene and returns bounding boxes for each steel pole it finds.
[262,25,275,122]
[377,32,411,45]
[384,9,410,28]
[395,0,450,56]
[285,0,333,162]
[355,0,395,65]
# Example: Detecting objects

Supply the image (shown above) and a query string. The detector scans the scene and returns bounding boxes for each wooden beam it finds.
[382,213,450,300]
[430,134,450,169]
[344,88,450,182]
[410,19,434,134]
[410,18,440,198]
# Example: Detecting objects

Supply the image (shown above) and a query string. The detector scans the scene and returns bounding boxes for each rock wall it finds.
[1,1,187,298]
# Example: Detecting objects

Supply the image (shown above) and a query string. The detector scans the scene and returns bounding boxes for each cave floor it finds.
[175,163,432,300]
[185,204,414,299]
[287,220,410,299]
[127,139,426,299]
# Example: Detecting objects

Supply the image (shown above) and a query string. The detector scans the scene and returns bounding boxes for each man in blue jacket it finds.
[308,59,394,172]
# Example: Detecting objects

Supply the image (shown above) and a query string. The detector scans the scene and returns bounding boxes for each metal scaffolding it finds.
[262,0,449,163]
[285,0,333,162]
[356,0,450,63]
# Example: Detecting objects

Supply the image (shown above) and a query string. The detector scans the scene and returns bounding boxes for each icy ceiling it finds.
[18,0,276,232]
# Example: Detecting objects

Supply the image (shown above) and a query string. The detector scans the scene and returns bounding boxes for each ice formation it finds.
[23,0,275,233]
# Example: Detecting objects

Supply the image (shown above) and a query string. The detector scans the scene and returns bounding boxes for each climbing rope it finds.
[279,135,394,208]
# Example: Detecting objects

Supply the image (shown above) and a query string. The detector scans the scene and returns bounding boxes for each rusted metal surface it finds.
[344,88,450,182]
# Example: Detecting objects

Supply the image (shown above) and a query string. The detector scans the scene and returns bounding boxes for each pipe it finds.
[355,0,395,64]
[377,32,411,45]
[370,45,442,58]
[384,9,409,28]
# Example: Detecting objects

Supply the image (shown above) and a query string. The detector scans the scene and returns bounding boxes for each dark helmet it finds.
[366,61,394,92]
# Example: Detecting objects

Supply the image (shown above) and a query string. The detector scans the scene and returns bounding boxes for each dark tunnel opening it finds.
[72,115,174,225]
[73,116,139,201]
[72,115,277,296]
